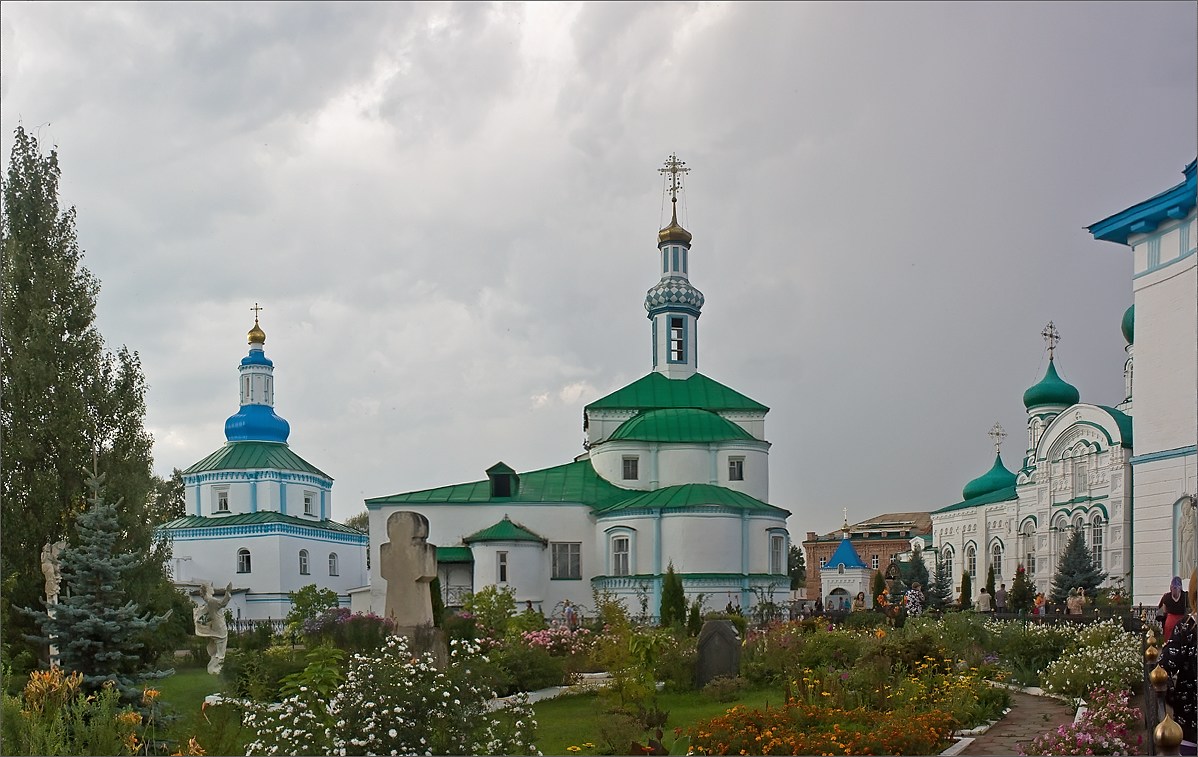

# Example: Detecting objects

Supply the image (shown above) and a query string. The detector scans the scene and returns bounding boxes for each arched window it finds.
[941,547,954,578]
[299,549,310,576]
[612,537,630,576]
[1091,516,1104,568]
[329,552,339,576]
[1021,522,1036,576]
[991,542,1004,579]
[237,548,251,574]
[965,545,977,578]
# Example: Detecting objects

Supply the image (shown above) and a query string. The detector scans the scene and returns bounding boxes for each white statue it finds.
[193,581,233,675]
[40,541,66,601]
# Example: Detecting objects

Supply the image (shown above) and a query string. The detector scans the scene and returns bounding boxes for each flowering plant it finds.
[1021,687,1142,755]
[520,624,593,657]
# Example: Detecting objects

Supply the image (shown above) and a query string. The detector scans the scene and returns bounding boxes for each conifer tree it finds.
[1008,563,1035,614]
[901,547,930,589]
[2,126,185,667]
[959,571,973,610]
[788,545,806,590]
[659,562,686,627]
[870,570,887,604]
[986,564,996,600]
[928,557,954,610]
[1050,529,1108,603]
[25,464,172,701]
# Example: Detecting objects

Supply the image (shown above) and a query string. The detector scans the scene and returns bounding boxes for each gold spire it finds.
[658,153,693,245]
[247,302,266,344]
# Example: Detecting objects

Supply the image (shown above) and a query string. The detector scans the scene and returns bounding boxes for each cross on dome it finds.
[1041,320,1060,359]
[989,422,1007,454]
[251,302,263,320]
[659,153,689,206]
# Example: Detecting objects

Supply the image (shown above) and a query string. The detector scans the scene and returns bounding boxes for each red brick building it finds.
[803,512,932,601]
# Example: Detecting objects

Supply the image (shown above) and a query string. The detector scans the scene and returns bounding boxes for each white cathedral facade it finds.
[157,316,368,621]
[931,160,1197,605]
[361,158,791,619]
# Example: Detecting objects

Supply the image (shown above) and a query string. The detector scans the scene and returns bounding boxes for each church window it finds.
[669,317,685,362]
[304,492,315,516]
[552,542,581,579]
[329,552,339,576]
[672,247,680,272]
[819,557,826,569]
[942,548,953,578]
[612,537,630,576]
[216,489,229,512]
[728,457,745,481]
[1073,463,1088,496]
[965,545,976,578]
[770,535,785,574]
[237,548,251,574]
[299,549,310,575]
[622,456,639,481]
[990,543,1003,578]
[1091,517,1104,568]
[1147,237,1161,268]
[682,248,688,274]
[497,552,509,583]
[662,249,668,274]
[871,554,880,570]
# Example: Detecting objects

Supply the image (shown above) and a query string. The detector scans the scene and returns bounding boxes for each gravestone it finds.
[379,511,446,666]
[694,619,741,687]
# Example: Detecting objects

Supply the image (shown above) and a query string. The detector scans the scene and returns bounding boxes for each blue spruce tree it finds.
[26,463,172,701]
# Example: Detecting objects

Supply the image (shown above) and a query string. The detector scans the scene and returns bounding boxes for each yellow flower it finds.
[567,746,582,753]
[582,743,595,749]
[118,710,143,726]
[142,688,161,703]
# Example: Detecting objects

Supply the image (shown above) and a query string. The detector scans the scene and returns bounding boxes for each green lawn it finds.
[532,688,782,755]
[154,666,250,755]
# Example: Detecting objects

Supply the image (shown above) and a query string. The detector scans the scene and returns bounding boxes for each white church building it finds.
[157,315,368,621]
[931,159,1196,605]
[362,157,791,619]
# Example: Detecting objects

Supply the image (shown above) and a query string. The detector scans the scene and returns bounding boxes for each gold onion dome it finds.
[247,320,266,345]
[658,205,692,245]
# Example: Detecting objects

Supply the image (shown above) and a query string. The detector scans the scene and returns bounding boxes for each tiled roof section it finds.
[464,517,546,544]
[586,372,768,413]
[825,538,869,570]
[365,460,632,510]
[157,511,365,536]
[594,483,789,516]
[933,485,1018,515]
[608,408,756,443]
[436,546,474,563]
[810,511,933,541]
[183,441,331,479]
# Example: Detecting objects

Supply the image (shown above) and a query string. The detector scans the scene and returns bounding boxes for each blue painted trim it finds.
[672,247,679,273]
[184,469,333,488]
[193,484,201,516]
[652,319,658,369]
[682,248,688,274]
[161,522,367,545]
[279,481,286,515]
[653,511,663,576]
[1130,445,1198,464]
[740,511,749,576]
[1134,246,1196,279]
[250,480,258,513]
[1088,161,1196,245]
[320,489,327,521]
[662,249,668,275]
[1147,238,1162,268]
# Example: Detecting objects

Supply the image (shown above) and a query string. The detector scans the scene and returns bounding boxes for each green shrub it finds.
[840,610,887,631]
[491,641,566,696]
[701,675,746,703]
[227,623,276,651]
[463,585,516,642]
[221,645,305,702]
[442,610,477,644]
[653,632,697,692]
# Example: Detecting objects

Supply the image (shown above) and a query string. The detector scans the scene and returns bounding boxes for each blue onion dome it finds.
[962,454,1017,500]
[645,279,705,314]
[1022,359,1080,410]
[1121,304,1134,345]
[225,405,290,443]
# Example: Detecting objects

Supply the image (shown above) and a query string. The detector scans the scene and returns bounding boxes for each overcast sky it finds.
[3,2,1195,540]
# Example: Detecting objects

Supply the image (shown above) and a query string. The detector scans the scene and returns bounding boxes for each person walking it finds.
[995,583,1008,613]
[976,587,993,612]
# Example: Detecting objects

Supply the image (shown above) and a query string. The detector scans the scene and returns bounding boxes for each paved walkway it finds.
[959,690,1078,755]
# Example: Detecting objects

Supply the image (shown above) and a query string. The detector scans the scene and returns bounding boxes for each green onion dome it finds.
[1022,359,1080,410]
[962,454,1017,500]
[1121,304,1134,345]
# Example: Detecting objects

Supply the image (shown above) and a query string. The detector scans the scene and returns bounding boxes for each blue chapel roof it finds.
[825,536,868,570]
[225,403,291,443]
[1088,159,1197,246]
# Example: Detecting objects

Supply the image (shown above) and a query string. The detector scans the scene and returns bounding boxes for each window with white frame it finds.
[237,548,251,573]
[551,542,581,579]
[612,537,630,576]
[622,456,639,481]
[329,552,339,576]
[497,551,509,583]
[1073,462,1088,496]
[966,545,977,578]
[819,556,827,568]
[216,488,230,512]
[991,543,1003,578]
[304,492,316,516]
[769,534,785,575]
[871,554,880,570]
[669,316,685,362]
[942,548,953,578]
[1091,516,1104,568]
[728,457,745,481]
[299,549,310,575]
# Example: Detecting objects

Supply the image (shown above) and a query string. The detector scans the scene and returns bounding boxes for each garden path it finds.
[959,690,1078,755]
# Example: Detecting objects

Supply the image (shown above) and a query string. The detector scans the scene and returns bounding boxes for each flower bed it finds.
[1021,687,1143,756]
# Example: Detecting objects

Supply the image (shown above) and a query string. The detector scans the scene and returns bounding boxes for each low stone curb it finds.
[486,672,611,710]
[938,681,1084,755]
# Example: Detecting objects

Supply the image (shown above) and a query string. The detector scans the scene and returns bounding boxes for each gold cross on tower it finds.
[250,302,263,322]
[989,422,1007,455]
[1041,320,1060,360]
[659,153,690,206]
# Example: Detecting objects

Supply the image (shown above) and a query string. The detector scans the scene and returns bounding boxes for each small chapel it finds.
[157,311,368,621]
[361,156,791,619]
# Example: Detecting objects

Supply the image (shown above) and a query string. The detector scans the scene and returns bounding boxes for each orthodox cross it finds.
[989,422,1007,455]
[1041,320,1060,360]
[659,153,689,205]
[251,302,263,322]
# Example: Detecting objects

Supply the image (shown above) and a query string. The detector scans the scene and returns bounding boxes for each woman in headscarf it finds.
[1159,575,1189,641]
[1158,572,1196,755]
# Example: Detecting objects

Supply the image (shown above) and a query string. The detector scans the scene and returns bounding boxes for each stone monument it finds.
[694,619,741,688]
[40,540,67,664]
[193,581,233,675]
[380,511,445,665]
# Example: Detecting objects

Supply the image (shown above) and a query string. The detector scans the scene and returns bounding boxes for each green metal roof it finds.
[1095,405,1133,447]
[1023,359,1080,410]
[933,485,1018,515]
[464,516,546,544]
[608,408,756,443]
[157,511,365,536]
[183,441,331,479]
[594,483,789,516]
[436,546,474,563]
[366,460,633,510]
[962,454,1017,501]
[586,372,768,413]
